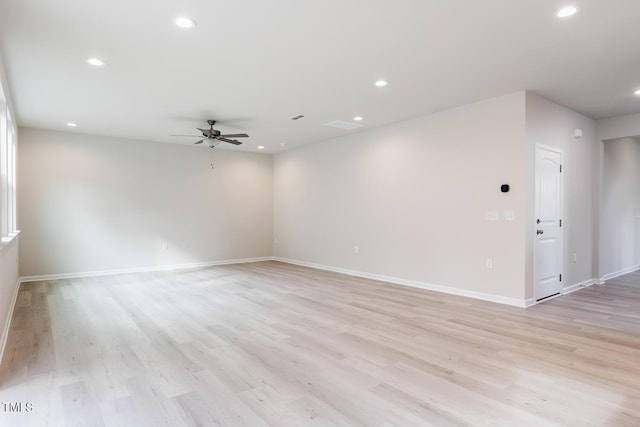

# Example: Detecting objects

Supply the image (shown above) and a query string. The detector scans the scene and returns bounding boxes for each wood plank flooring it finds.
[1,261,639,426]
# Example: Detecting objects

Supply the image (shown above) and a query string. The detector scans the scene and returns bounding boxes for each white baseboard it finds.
[562,278,598,295]
[600,265,640,283]
[0,278,21,365]
[273,257,529,308]
[18,257,273,283]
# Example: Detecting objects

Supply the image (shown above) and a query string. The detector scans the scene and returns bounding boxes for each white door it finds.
[535,146,563,301]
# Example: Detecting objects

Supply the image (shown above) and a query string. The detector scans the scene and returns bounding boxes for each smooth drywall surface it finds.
[0,237,19,359]
[525,93,597,298]
[274,92,527,300]
[600,137,640,276]
[18,128,273,277]
[596,112,640,142]
[595,112,640,279]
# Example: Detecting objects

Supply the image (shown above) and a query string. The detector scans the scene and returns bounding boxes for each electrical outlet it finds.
[274,238,279,245]
[163,243,169,250]
[354,246,359,254]
[486,258,493,269]
[572,253,577,263]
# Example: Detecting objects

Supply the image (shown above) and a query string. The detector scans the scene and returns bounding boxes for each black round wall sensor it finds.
[501,184,510,193]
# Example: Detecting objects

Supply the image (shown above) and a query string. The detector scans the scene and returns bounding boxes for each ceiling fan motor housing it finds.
[202,126,221,138]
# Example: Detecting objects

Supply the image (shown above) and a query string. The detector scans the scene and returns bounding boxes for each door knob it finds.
[537,229,544,235]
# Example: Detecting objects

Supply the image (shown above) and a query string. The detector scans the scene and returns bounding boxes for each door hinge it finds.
[560,164,563,172]
[559,219,562,227]
[559,274,563,282]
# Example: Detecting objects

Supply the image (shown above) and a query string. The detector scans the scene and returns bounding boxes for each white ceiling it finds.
[1,0,640,153]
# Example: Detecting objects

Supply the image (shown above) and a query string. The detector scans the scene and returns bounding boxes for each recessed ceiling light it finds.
[257,146,265,150]
[66,122,77,127]
[556,6,578,18]
[374,80,388,87]
[353,116,363,121]
[175,17,196,28]
[87,58,106,67]
[634,89,640,96]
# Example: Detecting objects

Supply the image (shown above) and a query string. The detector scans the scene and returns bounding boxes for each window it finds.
[0,84,18,243]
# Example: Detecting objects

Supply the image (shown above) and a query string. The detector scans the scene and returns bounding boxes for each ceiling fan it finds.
[170,120,249,146]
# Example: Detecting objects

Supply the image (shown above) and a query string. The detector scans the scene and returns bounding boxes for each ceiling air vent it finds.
[324,120,363,130]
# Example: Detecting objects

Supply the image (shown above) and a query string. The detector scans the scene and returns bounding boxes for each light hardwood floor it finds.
[1,261,639,426]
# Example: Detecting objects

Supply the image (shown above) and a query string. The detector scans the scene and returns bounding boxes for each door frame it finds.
[534,144,564,303]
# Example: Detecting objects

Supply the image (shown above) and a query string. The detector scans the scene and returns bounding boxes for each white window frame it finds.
[0,84,19,244]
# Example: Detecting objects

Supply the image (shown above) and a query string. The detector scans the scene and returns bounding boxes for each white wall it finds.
[274,92,528,302]
[600,137,640,276]
[596,112,640,142]
[18,128,273,277]
[525,93,597,297]
[0,239,19,359]
[595,112,640,280]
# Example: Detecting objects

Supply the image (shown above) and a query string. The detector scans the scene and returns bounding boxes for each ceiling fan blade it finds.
[219,133,249,138]
[194,140,204,145]
[218,137,242,145]
[170,134,202,137]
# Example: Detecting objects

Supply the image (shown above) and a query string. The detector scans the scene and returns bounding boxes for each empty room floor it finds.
[0,261,639,426]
